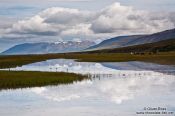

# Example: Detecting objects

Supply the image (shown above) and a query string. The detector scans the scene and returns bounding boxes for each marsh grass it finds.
[0,52,175,69]
[0,71,87,90]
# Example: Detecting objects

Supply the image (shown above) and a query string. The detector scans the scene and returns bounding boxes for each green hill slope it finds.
[87,38,175,53]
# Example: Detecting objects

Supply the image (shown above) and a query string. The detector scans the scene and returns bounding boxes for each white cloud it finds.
[91,2,174,34]
[1,2,175,42]
[6,15,58,35]
[40,7,94,25]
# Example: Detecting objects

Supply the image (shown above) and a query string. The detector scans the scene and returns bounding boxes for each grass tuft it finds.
[0,71,87,90]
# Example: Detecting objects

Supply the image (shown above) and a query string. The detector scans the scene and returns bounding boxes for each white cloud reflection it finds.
[9,59,175,104]
[31,73,175,104]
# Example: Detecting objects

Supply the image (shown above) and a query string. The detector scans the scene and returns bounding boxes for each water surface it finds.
[0,59,175,116]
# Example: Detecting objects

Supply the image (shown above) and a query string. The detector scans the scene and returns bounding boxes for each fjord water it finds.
[0,59,175,116]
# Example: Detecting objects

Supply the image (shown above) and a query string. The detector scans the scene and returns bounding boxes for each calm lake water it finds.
[0,59,175,116]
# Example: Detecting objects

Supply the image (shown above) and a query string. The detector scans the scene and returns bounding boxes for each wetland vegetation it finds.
[0,71,87,90]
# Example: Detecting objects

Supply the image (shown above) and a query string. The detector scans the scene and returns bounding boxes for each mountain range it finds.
[1,28,175,55]
[1,41,95,55]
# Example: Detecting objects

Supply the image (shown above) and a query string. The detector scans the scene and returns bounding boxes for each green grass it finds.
[75,52,175,65]
[0,71,87,90]
[0,52,175,69]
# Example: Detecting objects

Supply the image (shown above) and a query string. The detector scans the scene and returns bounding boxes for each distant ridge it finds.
[86,28,175,51]
[1,41,95,55]
[86,38,175,53]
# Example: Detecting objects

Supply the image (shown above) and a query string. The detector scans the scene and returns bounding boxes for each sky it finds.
[0,0,175,51]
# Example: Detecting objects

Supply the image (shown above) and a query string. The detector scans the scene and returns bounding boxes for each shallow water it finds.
[1,59,175,116]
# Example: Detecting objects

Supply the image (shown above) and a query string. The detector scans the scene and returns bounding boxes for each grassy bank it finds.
[0,52,175,69]
[76,52,175,65]
[0,71,87,90]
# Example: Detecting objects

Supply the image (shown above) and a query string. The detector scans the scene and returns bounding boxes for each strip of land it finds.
[0,71,87,90]
[0,52,175,69]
